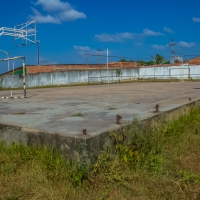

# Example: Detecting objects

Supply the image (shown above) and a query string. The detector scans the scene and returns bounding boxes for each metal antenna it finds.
[97,49,102,64]
[167,39,177,64]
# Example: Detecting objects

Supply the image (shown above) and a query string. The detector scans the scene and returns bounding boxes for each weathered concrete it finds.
[1,65,200,89]
[0,82,200,164]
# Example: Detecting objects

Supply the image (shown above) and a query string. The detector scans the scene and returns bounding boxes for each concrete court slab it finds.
[0,82,200,137]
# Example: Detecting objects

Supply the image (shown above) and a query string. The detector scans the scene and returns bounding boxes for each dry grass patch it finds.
[1,107,200,199]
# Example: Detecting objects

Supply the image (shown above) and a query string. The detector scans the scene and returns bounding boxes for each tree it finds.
[154,54,166,64]
[137,60,147,66]
[115,69,122,83]
[163,60,170,64]
[118,59,134,62]
[119,59,127,62]
[146,60,155,66]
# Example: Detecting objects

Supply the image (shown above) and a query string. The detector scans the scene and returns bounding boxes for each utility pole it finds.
[167,39,177,64]
[97,49,102,64]
[84,54,90,66]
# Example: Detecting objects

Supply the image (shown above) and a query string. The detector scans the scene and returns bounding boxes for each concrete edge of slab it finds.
[1,99,200,166]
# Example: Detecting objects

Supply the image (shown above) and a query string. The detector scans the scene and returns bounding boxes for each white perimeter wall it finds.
[0,65,200,88]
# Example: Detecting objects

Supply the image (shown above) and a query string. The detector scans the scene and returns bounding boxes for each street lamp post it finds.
[0,49,9,71]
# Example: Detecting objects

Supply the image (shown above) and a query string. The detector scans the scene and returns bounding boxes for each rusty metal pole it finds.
[155,104,159,112]
[116,115,122,124]
[83,129,87,135]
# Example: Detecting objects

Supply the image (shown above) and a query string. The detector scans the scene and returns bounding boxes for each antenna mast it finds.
[168,39,177,64]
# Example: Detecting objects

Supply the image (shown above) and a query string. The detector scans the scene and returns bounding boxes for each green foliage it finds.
[146,60,155,65]
[136,55,169,66]
[71,113,84,117]
[179,170,200,187]
[118,59,134,62]
[1,107,200,199]
[137,60,148,66]
[163,60,170,64]
[115,69,122,77]
[154,54,166,64]
[71,163,88,186]
[119,59,127,62]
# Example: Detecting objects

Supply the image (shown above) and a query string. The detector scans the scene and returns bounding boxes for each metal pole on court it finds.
[107,48,109,84]
[37,40,40,65]
[22,57,26,97]
[8,53,10,72]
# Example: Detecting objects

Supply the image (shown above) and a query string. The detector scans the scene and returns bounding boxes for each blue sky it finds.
[0,0,200,73]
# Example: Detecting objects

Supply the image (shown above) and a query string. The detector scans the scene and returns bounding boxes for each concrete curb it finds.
[2,96,24,99]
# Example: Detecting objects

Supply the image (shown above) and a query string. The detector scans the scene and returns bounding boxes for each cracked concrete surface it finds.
[0,82,200,137]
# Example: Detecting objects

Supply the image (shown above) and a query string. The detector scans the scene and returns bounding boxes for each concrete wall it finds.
[1,65,200,88]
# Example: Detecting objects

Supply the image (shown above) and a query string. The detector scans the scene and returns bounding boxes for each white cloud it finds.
[59,10,86,21]
[135,42,143,46]
[95,29,164,42]
[164,27,175,33]
[179,41,195,48]
[35,0,71,11]
[30,0,86,24]
[74,46,90,51]
[143,29,164,36]
[74,45,110,56]
[94,32,135,42]
[193,18,200,22]
[95,33,124,42]
[152,44,166,50]
[30,8,61,24]
[120,32,135,39]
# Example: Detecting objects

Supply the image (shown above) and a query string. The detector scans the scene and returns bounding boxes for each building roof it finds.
[184,56,200,65]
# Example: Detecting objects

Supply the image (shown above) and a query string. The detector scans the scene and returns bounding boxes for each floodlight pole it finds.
[0,56,26,97]
[0,49,9,71]
[37,40,40,65]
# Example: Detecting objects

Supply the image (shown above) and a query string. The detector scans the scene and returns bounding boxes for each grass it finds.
[12,112,26,115]
[1,107,200,199]
[108,107,117,110]
[71,113,84,117]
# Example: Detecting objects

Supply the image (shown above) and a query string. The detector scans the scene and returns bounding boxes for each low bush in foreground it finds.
[1,107,200,199]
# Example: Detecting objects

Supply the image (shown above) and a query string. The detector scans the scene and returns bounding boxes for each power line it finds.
[83,53,200,64]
